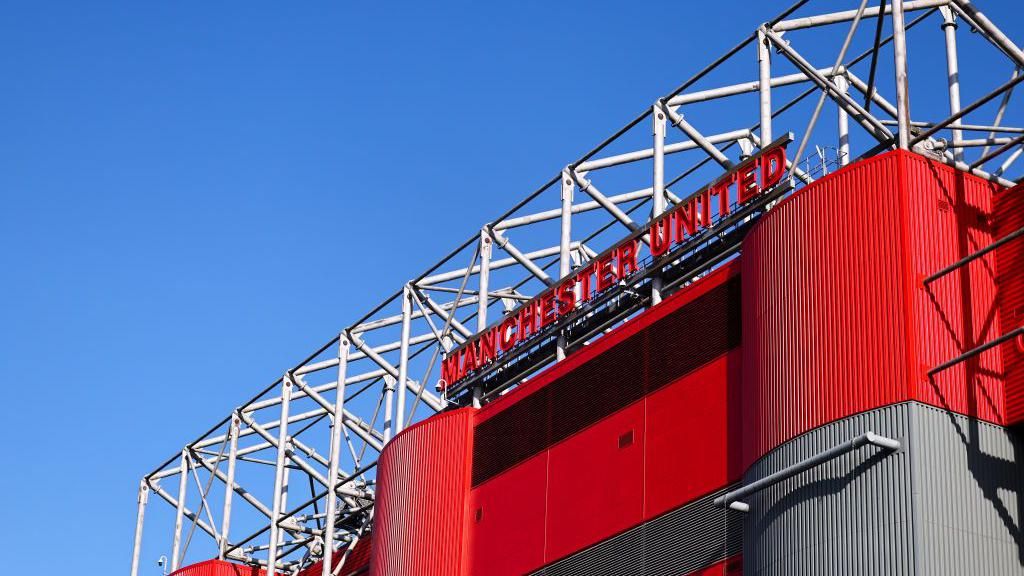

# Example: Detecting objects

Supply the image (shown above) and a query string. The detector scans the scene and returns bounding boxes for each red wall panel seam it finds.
[897,152,922,403]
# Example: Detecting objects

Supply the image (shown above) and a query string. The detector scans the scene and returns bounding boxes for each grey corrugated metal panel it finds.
[643,489,742,576]
[531,487,741,576]
[534,527,644,576]
[742,403,916,576]
[911,403,1024,575]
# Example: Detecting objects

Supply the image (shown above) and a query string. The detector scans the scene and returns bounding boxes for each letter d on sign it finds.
[760,146,787,189]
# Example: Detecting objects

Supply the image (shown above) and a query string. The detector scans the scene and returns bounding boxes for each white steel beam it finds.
[763,28,894,144]
[570,172,640,232]
[348,332,444,412]
[415,292,474,339]
[940,6,964,161]
[149,481,221,545]
[495,194,652,230]
[321,336,349,576]
[418,245,573,285]
[950,0,1024,69]
[662,105,734,170]
[773,0,948,31]
[265,378,292,576]
[394,285,413,436]
[130,480,149,576]
[170,450,188,572]
[758,30,773,143]
[488,229,556,286]
[557,169,574,361]
[650,103,667,306]
[576,129,752,171]
[219,416,239,560]
[892,0,913,149]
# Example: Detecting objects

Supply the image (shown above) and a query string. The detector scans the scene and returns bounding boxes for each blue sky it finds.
[0,1,1021,573]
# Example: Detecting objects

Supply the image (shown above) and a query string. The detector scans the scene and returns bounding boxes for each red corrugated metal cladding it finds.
[902,153,1004,425]
[741,149,1007,467]
[545,400,645,560]
[469,263,744,574]
[170,560,265,576]
[996,182,1024,424]
[370,408,474,576]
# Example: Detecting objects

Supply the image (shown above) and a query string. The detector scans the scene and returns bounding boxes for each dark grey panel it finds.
[743,402,916,576]
[911,404,1024,575]
[530,487,742,576]
[743,402,1024,576]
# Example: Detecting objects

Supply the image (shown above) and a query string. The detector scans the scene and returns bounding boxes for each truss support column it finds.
[557,170,574,361]
[219,415,240,560]
[322,335,350,576]
[170,449,188,572]
[383,375,395,443]
[130,479,149,576]
[651,103,667,306]
[267,376,293,576]
[892,0,912,149]
[476,230,492,334]
[940,6,964,162]
[758,29,772,144]
[836,75,851,165]
[474,230,491,406]
[395,285,413,436]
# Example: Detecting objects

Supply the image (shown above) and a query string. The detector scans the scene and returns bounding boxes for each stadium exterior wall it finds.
[997,182,1024,424]
[175,149,1024,575]
[369,408,474,576]
[366,149,1023,575]
[741,150,1006,469]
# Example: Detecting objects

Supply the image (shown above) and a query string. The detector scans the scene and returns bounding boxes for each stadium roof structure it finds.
[130,1,1024,574]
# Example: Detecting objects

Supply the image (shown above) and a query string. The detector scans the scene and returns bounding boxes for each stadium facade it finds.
[131,1,1024,575]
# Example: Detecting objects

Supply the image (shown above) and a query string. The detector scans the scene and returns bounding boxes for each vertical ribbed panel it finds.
[995,183,1024,423]
[371,408,474,576]
[901,154,1004,423]
[743,404,915,576]
[170,560,265,576]
[744,402,1024,576]
[911,404,1024,575]
[742,150,1010,467]
[741,152,910,468]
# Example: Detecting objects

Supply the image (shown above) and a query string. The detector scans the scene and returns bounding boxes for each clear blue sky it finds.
[0,1,1020,573]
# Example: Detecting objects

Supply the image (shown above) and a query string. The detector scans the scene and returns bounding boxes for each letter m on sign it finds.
[441,353,461,389]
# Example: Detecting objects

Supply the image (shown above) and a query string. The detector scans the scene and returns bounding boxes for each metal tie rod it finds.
[971,135,1024,169]
[714,431,901,512]
[923,225,1024,284]
[910,73,1024,147]
[929,326,1024,377]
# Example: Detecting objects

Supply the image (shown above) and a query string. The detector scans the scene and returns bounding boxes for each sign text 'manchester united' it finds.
[441,141,789,390]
